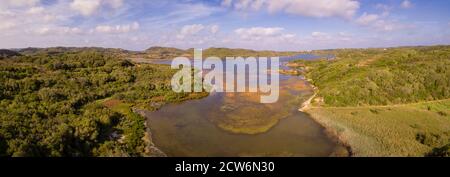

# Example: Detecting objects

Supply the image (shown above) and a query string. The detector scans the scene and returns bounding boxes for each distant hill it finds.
[202,47,299,58]
[0,49,21,59]
[143,47,190,59]
[294,45,450,106]
[145,47,186,54]
[17,47,129,56]
[9,46,301,60]
[136,46,300,59]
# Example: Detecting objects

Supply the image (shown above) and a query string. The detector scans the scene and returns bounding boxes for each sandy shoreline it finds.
[298,82,354,157]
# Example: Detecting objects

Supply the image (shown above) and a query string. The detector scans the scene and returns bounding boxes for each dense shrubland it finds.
[294,46,450,157]
[0,51,206,157]
[295,46,450,107]
[0,49,21,59]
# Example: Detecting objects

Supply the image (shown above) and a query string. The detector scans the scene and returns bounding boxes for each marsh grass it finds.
[307,100,450,156]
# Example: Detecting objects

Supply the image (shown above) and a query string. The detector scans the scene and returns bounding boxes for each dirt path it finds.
[299,92,317,112]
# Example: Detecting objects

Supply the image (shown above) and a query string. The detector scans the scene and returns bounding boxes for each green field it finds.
[307,100,450,157]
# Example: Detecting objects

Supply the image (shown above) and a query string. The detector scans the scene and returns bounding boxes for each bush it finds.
[0,51,206,156]
[428,144,450,157]
[295,46,450,106]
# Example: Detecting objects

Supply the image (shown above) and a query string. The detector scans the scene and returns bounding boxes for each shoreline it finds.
[134,109,168,157]
[298,80,354,157]
[286,61,353,157]
[137,61,354,157]
[133,92,211,157]
[304,108,354,157]
[297,78,450,157]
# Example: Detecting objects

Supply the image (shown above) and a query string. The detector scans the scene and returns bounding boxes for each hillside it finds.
[17,47,129,56]
[10,46,301,60]
[202,48,299,59]
[296,46,450,107]
[0,51,206,157]
[142,47,190,59]
[0,49,21,59]
[292,45,450,156]
[131,46,300,59]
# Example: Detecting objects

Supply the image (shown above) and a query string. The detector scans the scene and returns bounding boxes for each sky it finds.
[1,0,450,51]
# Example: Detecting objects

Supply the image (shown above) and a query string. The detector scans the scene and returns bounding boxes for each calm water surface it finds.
[142,55,345,157]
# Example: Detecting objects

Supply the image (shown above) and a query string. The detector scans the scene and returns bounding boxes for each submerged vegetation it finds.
[1,45,449,157]
[293,45,450,156]
[0,51,206,157]
[209,78,312,135]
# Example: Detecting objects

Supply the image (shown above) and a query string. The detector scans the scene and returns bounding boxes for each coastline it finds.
[134,109,167,157]
[297,78,450,157]
[135,61,354,157]
[132,91,210,157]
[284,61,353,157]
[298,80,354,157]
[304,108,354,157]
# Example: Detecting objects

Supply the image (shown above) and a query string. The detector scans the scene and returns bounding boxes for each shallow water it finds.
[143,55,345,157]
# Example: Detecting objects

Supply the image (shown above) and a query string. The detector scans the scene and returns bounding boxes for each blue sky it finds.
[0,0,449,51]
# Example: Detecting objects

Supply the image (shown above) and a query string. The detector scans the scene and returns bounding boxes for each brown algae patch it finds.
[209,78,312,135]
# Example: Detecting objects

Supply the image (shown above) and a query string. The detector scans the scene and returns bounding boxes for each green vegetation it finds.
[131,46,300,60]
[143,47,190,59]
[0,49,21,59]
[17,47,128,56]
[307,100,450,157]
[294,46,450,106]
[293,45,450,156]
[201,47,299,59]
[0,51,206,157]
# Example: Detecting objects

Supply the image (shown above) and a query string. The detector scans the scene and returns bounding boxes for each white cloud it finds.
[70,0,124,16]
[26,6,44,14]
[0,21,16,30]
[222,0,360,19]
[355,8,413,32]
[177,24,205,39]
[94,22,140,34]
[225,27,300,50]
[401,0,413,9]
[356,13,380,25]
[70,0,102,16]
[354,2,414,32]
[210,25,220,34]
[372,20,412,32]
[231,26,298,48]
[235,27,284,40]
[0,2,69,35]
[0,0,40,8]
[310,31,353,43]
[34,26,83,35]
[312,31,329,38]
